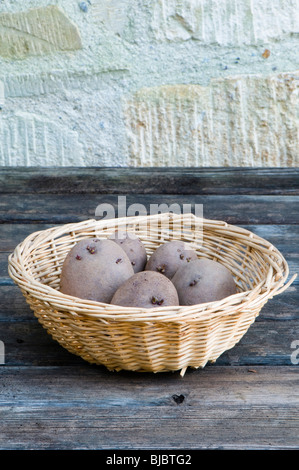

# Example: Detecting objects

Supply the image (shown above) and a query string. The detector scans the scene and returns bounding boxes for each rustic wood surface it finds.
[0,167,298,450]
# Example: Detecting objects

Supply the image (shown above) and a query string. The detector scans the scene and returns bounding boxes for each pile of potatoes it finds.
[60,231,237,308]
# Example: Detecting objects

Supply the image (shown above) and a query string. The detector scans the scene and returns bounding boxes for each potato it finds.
[171,258,237,306]
[109,230,147,273]
[60,238,134,303]
[145,240,197,279]
[110,271,179,308]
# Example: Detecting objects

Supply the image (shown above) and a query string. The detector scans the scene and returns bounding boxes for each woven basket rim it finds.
[8,212,296,322]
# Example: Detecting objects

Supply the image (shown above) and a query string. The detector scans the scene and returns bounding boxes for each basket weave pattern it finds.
[8,213,295,375]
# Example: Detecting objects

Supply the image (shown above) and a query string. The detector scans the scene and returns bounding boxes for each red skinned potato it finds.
[110,271,179,308]
[60,238,134,303]
[172,258,237,306]
[109,230,147,273]
[145,240,197,279]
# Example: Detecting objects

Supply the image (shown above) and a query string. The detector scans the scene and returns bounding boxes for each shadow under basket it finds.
[8,212,296,376]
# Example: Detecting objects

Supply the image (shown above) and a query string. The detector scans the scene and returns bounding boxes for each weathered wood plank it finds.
[0,322,87,366]
[0,365,298,450]
[0,168,298,451]
[0,285,33,315]
[0,167,298,195]
[2,223,298,251]
[0,194,298,224]
[0,224,57,252]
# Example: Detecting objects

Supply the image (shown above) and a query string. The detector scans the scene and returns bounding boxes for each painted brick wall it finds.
[0,0,298,167]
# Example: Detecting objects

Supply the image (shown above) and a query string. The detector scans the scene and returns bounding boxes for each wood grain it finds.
[0,365,298,449]
[0,167,298,195]
[1,193,298,225]
[0,168,298,450]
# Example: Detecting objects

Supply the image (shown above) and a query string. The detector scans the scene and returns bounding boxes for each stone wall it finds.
[0,0,298,167]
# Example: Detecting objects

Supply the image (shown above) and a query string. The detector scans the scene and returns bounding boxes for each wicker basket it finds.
[8,212,296,376]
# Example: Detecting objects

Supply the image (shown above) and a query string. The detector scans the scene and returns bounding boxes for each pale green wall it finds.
[0,0,298,166]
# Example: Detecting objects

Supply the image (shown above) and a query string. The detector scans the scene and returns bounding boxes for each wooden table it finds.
[1,167,298,451]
